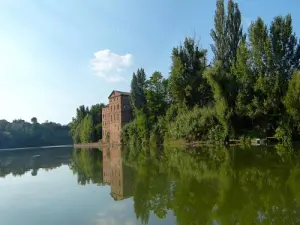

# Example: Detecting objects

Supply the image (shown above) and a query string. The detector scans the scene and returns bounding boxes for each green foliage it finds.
[284,71,300,124]
[69,103,105,144]
[0,119,71,148]
[80,115,94,143]
[169,37,212,108]
[145,71,169,125]
[166,106,218,142]
[121,0,300,147]
[130,68,147,112]
[211,0,243,71]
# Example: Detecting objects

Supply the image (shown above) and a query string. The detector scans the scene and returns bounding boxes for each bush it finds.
[166,106,218,142]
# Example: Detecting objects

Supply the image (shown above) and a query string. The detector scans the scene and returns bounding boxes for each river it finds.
[0,144,299,224]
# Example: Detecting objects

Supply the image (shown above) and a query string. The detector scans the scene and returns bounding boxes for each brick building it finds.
[102,90,132,144]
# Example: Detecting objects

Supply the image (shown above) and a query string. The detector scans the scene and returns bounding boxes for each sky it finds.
[0,0,299,125]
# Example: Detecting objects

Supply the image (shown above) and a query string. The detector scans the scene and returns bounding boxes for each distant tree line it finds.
[122,0,300,150]
[0,118,72,149]
[69,104,105,144]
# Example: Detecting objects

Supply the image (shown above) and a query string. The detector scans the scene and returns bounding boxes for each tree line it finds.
[122,0,300,149]
[0,118,72,149]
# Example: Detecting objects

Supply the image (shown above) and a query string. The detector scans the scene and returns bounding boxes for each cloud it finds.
[91,49,133,82]
[94,201,137,225]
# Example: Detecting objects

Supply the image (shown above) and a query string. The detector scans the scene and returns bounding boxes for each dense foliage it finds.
[122,0,300,149]
[69,104,105,144]
[0,119,72,148]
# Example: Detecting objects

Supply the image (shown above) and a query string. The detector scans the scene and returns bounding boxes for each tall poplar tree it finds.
[130,68,147,112]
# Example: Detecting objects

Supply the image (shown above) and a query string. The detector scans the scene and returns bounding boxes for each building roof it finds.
[108,90,130,98]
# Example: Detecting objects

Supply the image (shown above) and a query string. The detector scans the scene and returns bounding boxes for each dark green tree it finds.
[90,103,105,141]
[130,68,147,112]
[270,14,300,94]
[284,71,300,125]
[145,71,169,124]
[211,0,243,71]
[169,37,212,108]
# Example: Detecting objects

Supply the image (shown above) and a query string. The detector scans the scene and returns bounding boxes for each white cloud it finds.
[91,49,133,82]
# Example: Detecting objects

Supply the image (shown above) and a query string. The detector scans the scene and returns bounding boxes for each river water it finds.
[0,144,299,225]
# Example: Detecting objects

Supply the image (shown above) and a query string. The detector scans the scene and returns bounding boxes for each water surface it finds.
[1,145,300,224]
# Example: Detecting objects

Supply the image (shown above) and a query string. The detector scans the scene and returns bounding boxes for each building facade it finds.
[102,90,132,144]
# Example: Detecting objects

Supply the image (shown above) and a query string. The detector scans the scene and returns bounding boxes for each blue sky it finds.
[0,0,299,124]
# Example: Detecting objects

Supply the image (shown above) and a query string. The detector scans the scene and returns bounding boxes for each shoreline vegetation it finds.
[119,0,300,155]
[0,118,72,149]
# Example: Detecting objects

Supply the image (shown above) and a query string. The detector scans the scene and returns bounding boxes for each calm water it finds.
[1,145,300,225]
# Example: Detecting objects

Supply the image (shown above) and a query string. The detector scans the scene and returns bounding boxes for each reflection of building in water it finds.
[102,145,134,201]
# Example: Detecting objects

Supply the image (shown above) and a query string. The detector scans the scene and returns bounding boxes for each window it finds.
[111,115,112,121]
[117,114,119,120]
[114,114,115,121]
[114,105,115,111]
[117,104,119,110]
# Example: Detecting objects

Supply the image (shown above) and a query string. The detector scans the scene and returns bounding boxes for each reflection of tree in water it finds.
[0,147,73,178]
[69,148,104,185]
[126,144,300,225]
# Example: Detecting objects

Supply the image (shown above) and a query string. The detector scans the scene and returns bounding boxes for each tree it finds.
[210,0,226,66]
[70,105,89,140]
[248,18,281,135]
[130,68,147,112]
[145,72,169,124]
[69,103,105,143]
[211,0,243,71]
[90,103,105,141]
[31,117,38,124]
[232,39,254,119]
[205,0,243,139]
[270,14,300,94]
[226,0,243,69]
[169,37,212,108]
[80,115,94,143]
[284,71,300,124]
